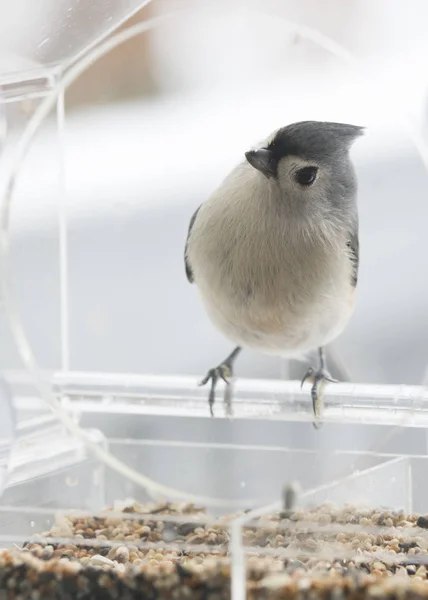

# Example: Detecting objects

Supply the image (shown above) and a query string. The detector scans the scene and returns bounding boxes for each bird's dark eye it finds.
[295,166,318,186]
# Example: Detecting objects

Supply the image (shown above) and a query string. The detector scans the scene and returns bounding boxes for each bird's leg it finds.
[199,346,242,416]
[301,347,338,426]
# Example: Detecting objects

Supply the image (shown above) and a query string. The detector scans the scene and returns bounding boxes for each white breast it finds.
[187,164,355,358]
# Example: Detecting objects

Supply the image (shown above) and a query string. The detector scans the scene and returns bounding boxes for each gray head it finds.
[245,121,364,225]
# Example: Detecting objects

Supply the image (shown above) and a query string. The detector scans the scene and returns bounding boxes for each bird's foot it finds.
[301,367,338,428]
[199,362,234,417]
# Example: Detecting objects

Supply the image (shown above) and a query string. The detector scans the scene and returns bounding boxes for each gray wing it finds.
[347,230,359,287]
[184,205,201,283]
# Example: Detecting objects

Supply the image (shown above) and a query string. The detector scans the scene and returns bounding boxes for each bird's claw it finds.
[301,367,338,426]
[300,367,337,388]
[199,363,233,416]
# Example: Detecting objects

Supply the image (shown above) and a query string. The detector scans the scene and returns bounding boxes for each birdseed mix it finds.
[2,501,428,598]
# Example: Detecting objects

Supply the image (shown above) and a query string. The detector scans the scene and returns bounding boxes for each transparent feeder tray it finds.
[4,302,428,593]
[0,429,428,599]
[2,368,428,599]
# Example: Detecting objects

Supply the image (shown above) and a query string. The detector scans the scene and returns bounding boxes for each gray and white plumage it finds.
[185,121,363,410]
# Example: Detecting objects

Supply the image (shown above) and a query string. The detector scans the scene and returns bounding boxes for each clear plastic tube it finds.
[56,91,69,372]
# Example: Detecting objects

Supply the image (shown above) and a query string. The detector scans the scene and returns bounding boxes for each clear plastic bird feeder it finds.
[1,1,428,598]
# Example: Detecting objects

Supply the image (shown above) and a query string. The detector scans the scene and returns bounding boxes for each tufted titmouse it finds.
[185,121,363,423]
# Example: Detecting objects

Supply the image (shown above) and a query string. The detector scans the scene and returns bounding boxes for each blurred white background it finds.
[1,0,428,389]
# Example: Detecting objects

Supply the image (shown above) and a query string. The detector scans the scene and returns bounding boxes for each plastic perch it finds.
[35,370,428,427]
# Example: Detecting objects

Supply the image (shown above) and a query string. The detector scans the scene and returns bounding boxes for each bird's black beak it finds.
[245,148,277,179]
